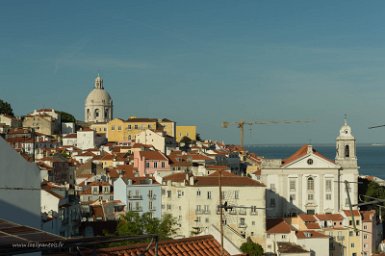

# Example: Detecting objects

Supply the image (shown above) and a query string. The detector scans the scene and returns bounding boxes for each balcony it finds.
[229,209,237,215]
[149,207,156,211]
[148,194,156,200]
[131,207,143,212]
[128,195,143,200]
[203,210,210,215]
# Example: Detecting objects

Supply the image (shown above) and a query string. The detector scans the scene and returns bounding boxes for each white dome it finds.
[85,88,112,106]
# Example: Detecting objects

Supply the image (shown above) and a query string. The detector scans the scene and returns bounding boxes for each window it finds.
[197,190,201,196]
[252,221,255,225]
[205,218,209,223]
[282,235,286,239]
[364,234,368,239]
[196,216,201,223]
[154,162,158,168]
[308,194,314,201]
[167,191,171,198]
[326,194,332,200]
[307,177,314,191]
[161,162,165,168]
[239,218,245,226]
[289,179,296,191]
[356,220,360,226]
[118,126,122,131]
[207,191,212,199]
[111,126,115,130]
[351,243,355,248]
[135,125,138,129]
[128,125,131,130]
[167,204,171,210]
[146,162,150,168]
[204,205,209,213]
[345,145,350,157]
[290,194,295,202]
[235,191,239,199]
[326,180,332,192]
[364,225,367,230]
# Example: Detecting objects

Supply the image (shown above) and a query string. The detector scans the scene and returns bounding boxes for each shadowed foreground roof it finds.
[95,235,235,256]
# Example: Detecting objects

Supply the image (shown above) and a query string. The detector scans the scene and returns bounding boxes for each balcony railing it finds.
[149,207,156,211]
[239,209,247,215]
[128,195,143,200]
[148,194,156,200]
[238,223,247,228]
[130,207,143,212]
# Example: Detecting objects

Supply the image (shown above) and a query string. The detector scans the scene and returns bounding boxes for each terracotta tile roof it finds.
[315,214,344,221]
[63,133,77,139]
[95,235,231,256]
[282,144,334,165]
[343,210,361,217]
[266,219,292,234]
[277,242,309,254]
[298,214,317,222]
[361,210,376,222]
[127,118,158,123]
[77,152,96,157]
[163,172,187,183]
[305,222,321,229]
[296,230,328,239]
[208,170,236,177]
[140,151,168,161]
[206,165,230,171]
[185,153,213,161]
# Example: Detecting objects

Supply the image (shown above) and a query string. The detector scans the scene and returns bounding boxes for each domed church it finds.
[84,74,113,123]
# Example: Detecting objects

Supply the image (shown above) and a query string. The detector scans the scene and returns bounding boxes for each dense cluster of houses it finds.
[1,75,384,255]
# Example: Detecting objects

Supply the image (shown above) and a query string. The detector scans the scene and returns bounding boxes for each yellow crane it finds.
[222,119,313,148]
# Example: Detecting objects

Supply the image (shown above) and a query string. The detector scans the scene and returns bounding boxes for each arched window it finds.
[345,145,350,157]
[307,177,314,191]
[105,108,109,119]
[94,109,100,118]
[87,109,90,120]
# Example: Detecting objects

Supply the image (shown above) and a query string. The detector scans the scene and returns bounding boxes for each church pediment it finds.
[281,145,338,169]
[282,153,338,169]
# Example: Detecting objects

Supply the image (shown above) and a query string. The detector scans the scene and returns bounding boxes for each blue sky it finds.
[2,1,385,144]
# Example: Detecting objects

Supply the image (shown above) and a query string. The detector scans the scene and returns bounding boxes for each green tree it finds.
[240,238,264,256]
[117,212,178,240]
[57,111,76,123]
[0,99,14,116]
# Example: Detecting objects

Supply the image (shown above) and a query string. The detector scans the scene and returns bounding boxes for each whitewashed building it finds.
[161,171,266,247]
[260,119,359,218]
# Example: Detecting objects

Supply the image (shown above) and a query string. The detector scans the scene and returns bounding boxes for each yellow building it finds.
[90,122,107,135]
[176,126,196,143]
[107,118,127,142]
[106,117,175,143]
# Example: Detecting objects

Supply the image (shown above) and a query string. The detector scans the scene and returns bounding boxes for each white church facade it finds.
[84,74,113,123]
[260,119,359,218]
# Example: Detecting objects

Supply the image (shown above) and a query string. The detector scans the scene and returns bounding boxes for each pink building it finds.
[133,150,170,176]
[361,210,382,256]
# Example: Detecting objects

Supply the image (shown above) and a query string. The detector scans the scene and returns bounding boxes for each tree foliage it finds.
[240,238,264,256]
[362,181,385,220]
[57,111,76,123]
[0,99,14,117]
[117,212,178,240]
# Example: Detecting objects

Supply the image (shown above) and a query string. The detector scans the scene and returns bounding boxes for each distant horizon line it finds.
[245,142,384,147]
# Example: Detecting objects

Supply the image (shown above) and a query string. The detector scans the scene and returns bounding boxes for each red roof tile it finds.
[296,230,328,239]
[315,214,344,221]
[140,151,168,161]
[266,219,292,234]
[95,235,231,256]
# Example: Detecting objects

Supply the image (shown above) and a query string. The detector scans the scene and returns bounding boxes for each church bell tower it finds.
[335,115,357,168]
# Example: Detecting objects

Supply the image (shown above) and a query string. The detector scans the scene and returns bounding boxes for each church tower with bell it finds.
[84,74,113,123]
[335,115,358,169]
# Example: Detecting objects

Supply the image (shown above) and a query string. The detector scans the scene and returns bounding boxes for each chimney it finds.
[189,176,194,186]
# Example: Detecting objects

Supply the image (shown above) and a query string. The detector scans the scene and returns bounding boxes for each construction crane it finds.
[222,119,313,148]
